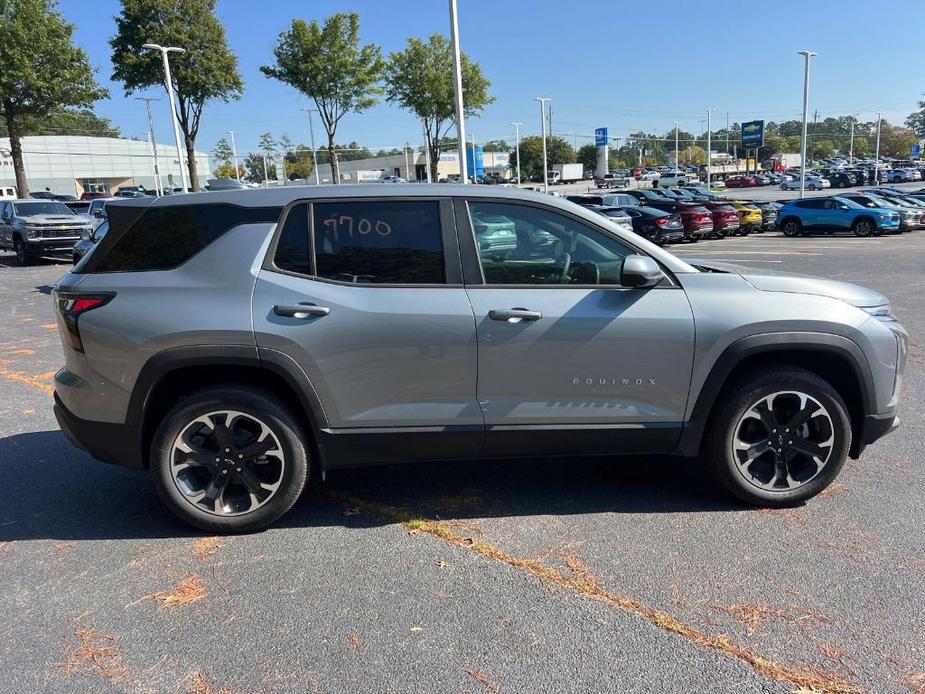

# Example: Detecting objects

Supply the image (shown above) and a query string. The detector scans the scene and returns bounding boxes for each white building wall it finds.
[0,135,211,195]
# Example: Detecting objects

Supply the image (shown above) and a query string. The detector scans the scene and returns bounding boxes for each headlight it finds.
[25,228,40,239]
[80,231,90,241]
[863,304,897,322]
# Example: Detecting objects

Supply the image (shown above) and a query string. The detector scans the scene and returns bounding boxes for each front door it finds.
[461,199,695,458]
[252,197,482,466]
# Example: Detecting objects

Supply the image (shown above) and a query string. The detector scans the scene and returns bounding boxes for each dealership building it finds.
[0,135,211,197]
[312,148,511,183]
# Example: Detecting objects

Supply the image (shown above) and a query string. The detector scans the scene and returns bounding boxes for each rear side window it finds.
[312,200,445,284]
[273,203,310,275]
[90,204,282,273]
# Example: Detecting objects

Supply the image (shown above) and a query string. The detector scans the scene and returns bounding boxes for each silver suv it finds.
[52,186,907,532]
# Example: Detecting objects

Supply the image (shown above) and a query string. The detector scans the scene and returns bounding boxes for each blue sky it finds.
[60,0,925,156]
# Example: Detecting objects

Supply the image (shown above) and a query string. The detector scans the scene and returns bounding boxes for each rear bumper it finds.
[54,392,144,470]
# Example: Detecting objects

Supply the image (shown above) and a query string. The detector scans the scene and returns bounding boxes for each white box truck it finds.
[551,163,584,184]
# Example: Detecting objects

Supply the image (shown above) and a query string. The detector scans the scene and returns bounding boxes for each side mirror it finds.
[93,209,103,218]
[620,255,663,289]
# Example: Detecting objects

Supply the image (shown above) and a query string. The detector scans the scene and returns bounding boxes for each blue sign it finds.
[911,143,921,157]
[595,127,608,147]
[741,120,765,148]
[466,145,484,178]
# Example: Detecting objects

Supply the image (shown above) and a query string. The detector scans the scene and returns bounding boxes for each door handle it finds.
[488,308,542,322]
[273,303,330,319]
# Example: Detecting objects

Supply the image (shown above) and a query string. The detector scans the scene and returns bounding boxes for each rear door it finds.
[252,197,482,466]
[459,198,695,458]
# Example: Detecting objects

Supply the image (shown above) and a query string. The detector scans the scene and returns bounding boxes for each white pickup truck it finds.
[654,171,691,187]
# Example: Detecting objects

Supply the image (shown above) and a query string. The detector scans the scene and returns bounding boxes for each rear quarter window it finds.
[86,203,282,273]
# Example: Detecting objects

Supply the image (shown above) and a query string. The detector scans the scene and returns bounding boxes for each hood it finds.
[20,214,88,225]
[687,260,889,308]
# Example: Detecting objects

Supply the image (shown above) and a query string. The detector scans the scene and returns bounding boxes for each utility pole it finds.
[874,111,882,185]
[300,108,320,185]
[448,0,468,184]
[810,109,818,160]
[849,119,855,165]
[535,98,551,193]
[227,130,240,182]
[404,142,411,181]
[512,122,522,185]
[706,109,714,190]
[674,121,679,171]
[423,120,432,182]
[141,43,188,193]
[135,97,162,195]
[798,50,817,198]
[725,111,730,157]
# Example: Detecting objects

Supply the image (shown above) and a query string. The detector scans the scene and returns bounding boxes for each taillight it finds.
[56,292,114,352]
[655,217,669,226]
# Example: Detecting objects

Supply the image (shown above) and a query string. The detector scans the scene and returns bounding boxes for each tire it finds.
[808,183,817,191]
[13,237,34,266]
[852,217,874,237]
[781,218,802,237]
[149,386,310,533]
[738,227,751,236]
[704,368,851,507]
[780,183,788,190]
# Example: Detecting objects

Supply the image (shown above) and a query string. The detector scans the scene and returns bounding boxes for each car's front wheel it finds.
[14,237,34,266]
[853,218,874,237]
[150,386,310,532]
[781,218,802,237]
[705,368,850,506]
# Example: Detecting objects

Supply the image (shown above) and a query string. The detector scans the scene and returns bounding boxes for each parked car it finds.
[0,186,17,200]
[80,191,109,200]
[749,202,781,232]
[612,205,685,244]
[776,196,900,237]
[701,202,741,238]
[584,205,636,236]
[84,197,117,229]
[594,173,626,189]
[638,170,661,181]
[625,189,673,204]
[868,193,925,232]
[566,193,638,208]
[51,186,907,531]
[882,170,913,183]
[0,199,93,264]
[780,176,830,191]
[727,201,764,234]
[841,194,918,233]
[643,200,714,241]
[30,190,57,199]
[827,172,857,188]
[726,175,759,188]
[654,171,690,187]
[72,220,109,263]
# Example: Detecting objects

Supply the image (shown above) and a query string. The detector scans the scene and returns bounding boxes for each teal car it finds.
[776,196,901,237]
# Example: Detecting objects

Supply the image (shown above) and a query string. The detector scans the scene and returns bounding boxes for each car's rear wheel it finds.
[781,218,802,237]
[705,368,850,506]
[150,386,309,532]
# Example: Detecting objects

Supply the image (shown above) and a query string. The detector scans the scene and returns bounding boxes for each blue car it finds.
[776,196,901,237]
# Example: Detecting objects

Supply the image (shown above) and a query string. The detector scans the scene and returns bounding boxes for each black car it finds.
[625,189,673,204]
[827,172,856,188]
[749,201,781,231]
[612,205,685,245]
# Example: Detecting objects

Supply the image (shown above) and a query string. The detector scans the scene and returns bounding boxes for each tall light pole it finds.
[512,122,522,185]
[798,50,816,198]
[874,111,882,185]
[300,107,320,185]
[448,0,468,184]
[535,97,551,193]
[849,118,855,165]
[423,120,432,182]
[135,97,162,195]
[227,130,240,182]
[705,109,714,190]
[674,121,679,171]
[142,43,188,193]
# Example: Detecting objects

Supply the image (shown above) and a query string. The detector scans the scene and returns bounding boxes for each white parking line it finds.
[674,250,821,256]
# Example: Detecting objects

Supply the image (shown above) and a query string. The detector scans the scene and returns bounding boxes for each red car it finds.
[643,200,714,241]
[701,202,741,237]
[725,175,758,188]
[80,191,109,200]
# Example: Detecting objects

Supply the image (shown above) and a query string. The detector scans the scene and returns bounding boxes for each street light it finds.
[134,96,162,195]
[674,121,679,173]
[874,111,882,185]
[300,107,320,185]
[512,122,522,185]
[448,0,468,184]
[705,109,714,190]
[227,130,240,182]
[798,50,817,198]
[535,97,551,193]
[142,43,188,193]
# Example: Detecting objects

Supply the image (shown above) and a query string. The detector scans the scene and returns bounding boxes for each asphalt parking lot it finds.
[1,230,922,693]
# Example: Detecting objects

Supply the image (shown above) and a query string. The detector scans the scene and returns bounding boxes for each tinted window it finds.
[274,203,311,275]
[469,201,633,286]
[90,204,281,273]
[795,200,824,209]
[313,200,445,284]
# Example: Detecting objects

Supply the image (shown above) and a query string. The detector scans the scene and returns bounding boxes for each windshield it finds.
[13,201,73,216]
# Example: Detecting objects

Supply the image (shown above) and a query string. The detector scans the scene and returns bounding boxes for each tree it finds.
[261,13,384,184]
[110,0,244,191]
[482,139,510,153]
[213,162,243,179]
[213,137,233,165]
[0,108,120,139]
[878,122,918,158]
[243,152,275,184]
[812,140,835,158]
[905,97,925,138]
[0,0,108,196]
[384,34,493,181]
[278,134,294,156]
[259,132,277,157]
[508,135,575,181]
[316,141,372,164]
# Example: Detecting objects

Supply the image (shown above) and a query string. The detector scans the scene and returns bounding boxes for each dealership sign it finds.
[595,128,608,147]
[741,120,764,148]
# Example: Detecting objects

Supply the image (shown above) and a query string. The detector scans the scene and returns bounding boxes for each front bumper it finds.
[26,238,82,253]
[54,392,144,470]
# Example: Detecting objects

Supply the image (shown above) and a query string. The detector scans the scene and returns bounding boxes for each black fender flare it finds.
[673,332,875,457]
